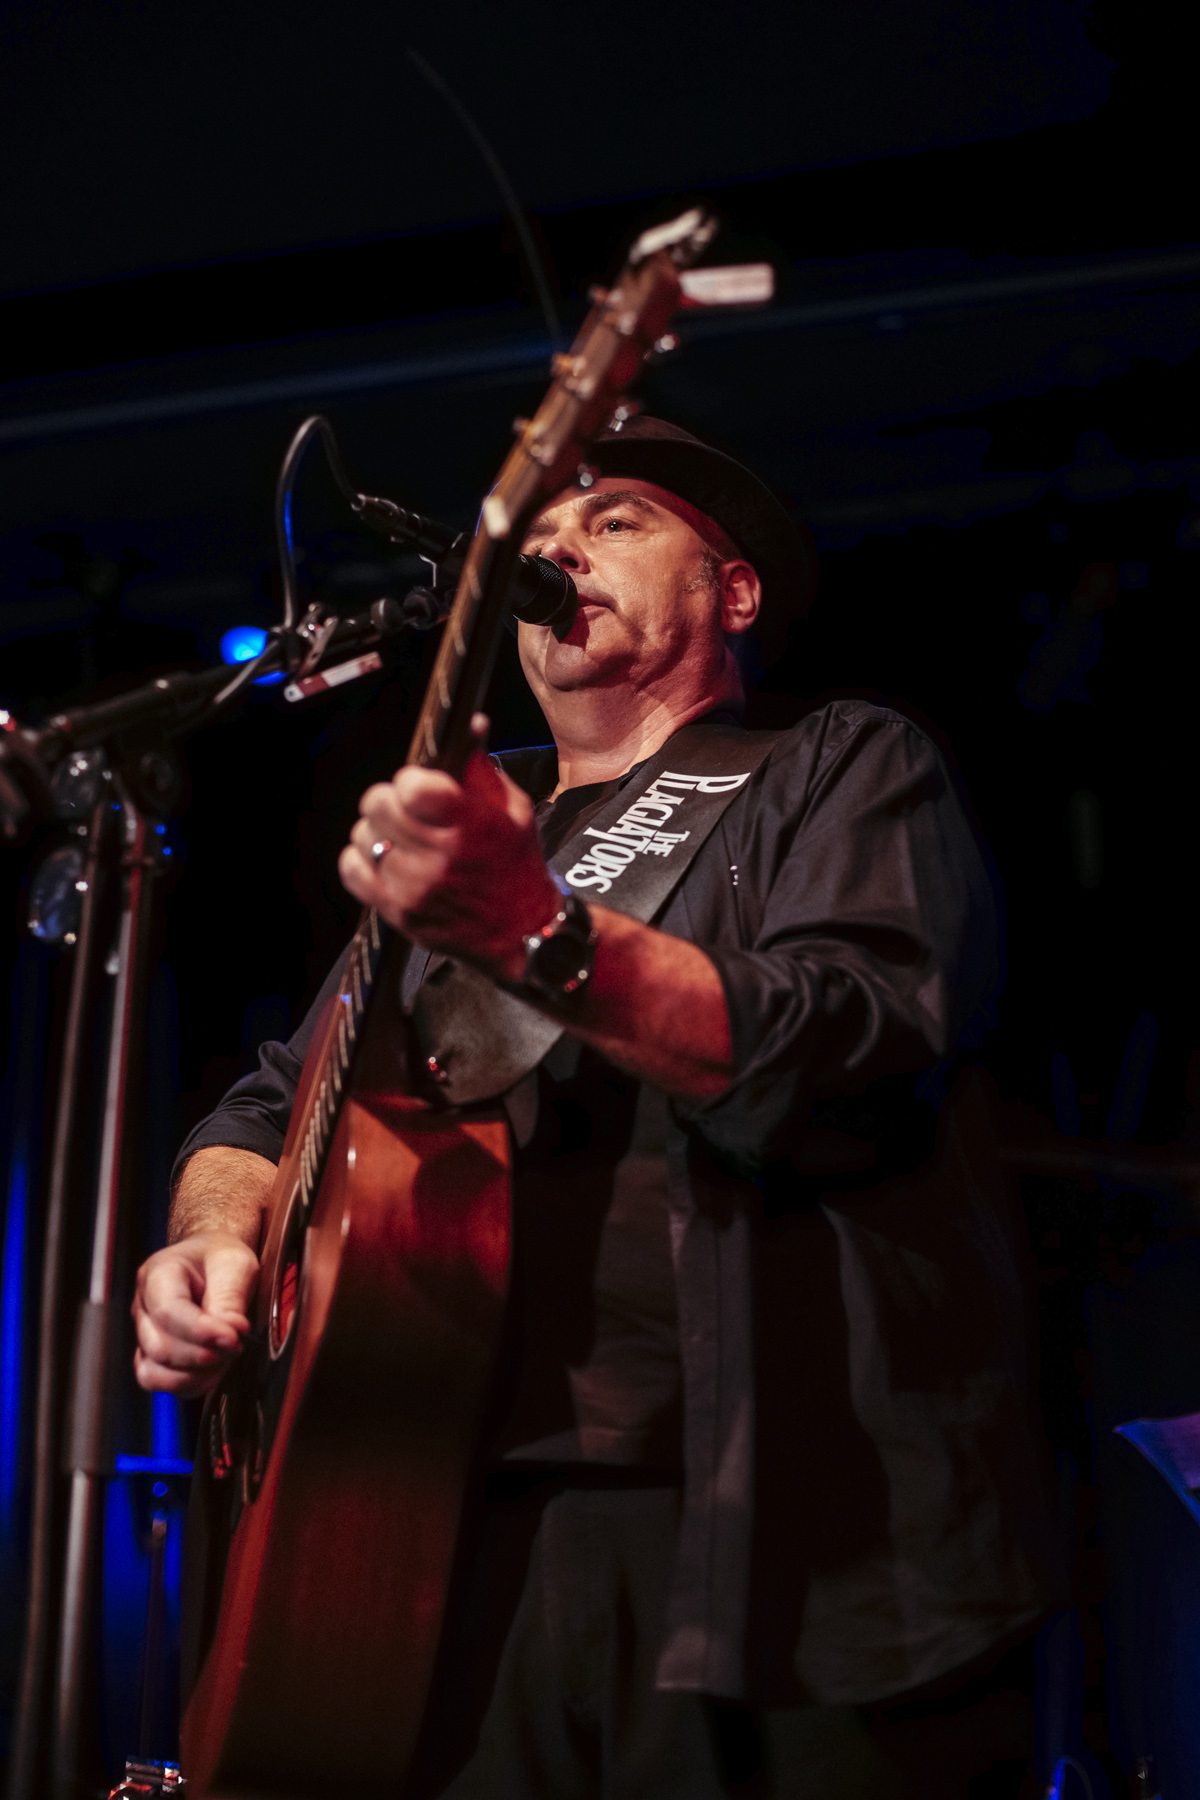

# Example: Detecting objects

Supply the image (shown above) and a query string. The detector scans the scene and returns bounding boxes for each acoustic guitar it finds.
[179,207,718,1798]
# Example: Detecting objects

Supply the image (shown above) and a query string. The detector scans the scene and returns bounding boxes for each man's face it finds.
[517,476,754,705]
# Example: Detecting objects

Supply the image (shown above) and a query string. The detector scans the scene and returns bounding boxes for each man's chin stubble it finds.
[535,634,641,694]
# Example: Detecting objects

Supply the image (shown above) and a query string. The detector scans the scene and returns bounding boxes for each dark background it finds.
[3,0,1200,1790]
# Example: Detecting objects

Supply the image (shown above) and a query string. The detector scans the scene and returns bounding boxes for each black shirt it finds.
[174,700,1061,1704]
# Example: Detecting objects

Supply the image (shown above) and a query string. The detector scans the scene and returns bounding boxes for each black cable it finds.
[274,415,360,631]
[407,48,562,348]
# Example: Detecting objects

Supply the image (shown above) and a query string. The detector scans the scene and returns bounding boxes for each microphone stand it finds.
[0,593,423,1800]
[4,796,110,1800]
[52,793,156,1800]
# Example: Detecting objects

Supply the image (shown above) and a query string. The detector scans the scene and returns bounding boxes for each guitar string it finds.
[296,909,384,1220]
[288,263,681,1222]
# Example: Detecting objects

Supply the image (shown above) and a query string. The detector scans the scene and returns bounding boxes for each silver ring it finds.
[369,839,393,868]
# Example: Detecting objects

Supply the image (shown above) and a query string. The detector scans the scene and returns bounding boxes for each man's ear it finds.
[719,560,761,636]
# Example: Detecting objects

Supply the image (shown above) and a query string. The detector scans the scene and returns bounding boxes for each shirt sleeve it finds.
[674,704,1000,1175]
[169,944,352,1192]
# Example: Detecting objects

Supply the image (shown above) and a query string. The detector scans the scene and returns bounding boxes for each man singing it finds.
[134,417,1059,1795]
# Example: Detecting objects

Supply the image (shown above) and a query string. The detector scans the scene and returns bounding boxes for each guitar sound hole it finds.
[269,1184,306,1360]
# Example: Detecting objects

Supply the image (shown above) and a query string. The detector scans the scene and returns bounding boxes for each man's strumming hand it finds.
[133,1142,274,1397]
[133,1232,259,1398]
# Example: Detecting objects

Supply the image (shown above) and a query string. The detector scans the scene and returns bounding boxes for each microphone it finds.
[355,494,577,638]
[505,555,578,637]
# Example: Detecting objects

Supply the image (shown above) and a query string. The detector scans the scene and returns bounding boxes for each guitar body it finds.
[181,937,511,1798]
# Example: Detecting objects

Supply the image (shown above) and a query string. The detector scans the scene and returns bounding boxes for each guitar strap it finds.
[408,721,783,1106]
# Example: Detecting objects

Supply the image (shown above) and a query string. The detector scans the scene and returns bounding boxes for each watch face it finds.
[534,932,589,987]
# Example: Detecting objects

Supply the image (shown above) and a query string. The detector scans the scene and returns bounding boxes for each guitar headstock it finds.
[483,207,720,538]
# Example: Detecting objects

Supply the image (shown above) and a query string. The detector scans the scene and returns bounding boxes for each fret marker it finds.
[483,495,511,539]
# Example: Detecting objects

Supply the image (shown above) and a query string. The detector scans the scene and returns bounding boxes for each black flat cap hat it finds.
[589,414,818,662]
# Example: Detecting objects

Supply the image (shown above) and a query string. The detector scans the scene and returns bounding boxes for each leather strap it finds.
[408,722,782,1106]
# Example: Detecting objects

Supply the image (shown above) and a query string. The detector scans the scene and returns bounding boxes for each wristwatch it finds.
[518,891,597,1006]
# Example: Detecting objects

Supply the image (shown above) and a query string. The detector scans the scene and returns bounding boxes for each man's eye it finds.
[600,516,633,533]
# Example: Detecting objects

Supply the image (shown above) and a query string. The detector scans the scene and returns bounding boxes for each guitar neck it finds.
[272,223,708,1221]
[407,527,519,778]
[406,235,695,780]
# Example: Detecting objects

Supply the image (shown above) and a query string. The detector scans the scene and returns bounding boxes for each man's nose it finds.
[537,532,588,574]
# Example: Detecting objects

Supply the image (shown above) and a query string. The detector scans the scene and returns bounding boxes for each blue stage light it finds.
[152,1480,168,1497]
[220,626,268,665]
[1,1151,27,1538]
[1047,1757,1096,1799]
[114,1456,193,1475]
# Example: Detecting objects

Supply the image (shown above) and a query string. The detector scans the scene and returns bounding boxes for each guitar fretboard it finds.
[296,906,386,1217]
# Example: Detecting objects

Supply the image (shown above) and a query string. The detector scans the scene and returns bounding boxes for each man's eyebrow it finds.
[524,490,658,539]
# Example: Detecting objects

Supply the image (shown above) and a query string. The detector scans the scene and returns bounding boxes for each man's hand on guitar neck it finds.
[342,730,562,984]
[132,1144,272,1396]
[339,726,734,1101]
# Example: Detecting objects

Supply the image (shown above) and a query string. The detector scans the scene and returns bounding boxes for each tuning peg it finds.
[551,352,597,399]
[678,264,775,307]
[552,352,583,379]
